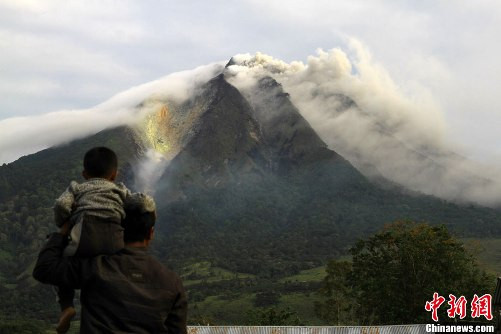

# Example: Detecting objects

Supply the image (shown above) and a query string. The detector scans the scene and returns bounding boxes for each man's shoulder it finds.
[134,250,182,282]
[146,254,180,279]
[97,248,182,285]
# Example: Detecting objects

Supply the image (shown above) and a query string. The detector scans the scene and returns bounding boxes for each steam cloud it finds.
[133,149,171,195]
[225,39,501,207]
[0,63,224,164]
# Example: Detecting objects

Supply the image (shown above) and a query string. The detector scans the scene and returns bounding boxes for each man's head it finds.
[123,194,157,244]
[83,147,118,180]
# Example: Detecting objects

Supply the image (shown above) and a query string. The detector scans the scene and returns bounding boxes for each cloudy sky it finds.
[1,0,500,163]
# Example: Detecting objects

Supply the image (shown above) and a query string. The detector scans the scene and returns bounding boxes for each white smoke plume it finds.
[0,63,224,164]
[225,40,501,207]
[133,149,170,195]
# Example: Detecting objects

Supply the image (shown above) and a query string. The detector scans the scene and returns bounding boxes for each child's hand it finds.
[59,222,71,236]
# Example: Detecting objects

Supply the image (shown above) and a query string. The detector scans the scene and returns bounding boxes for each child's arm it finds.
[124,191,156,214]
[117,183,156,214]
[53,183,77,227]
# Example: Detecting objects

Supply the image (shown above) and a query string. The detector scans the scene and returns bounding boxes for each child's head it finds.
[83,147,118,181]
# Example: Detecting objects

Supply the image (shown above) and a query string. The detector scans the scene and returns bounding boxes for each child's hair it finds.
[83,147,118,178]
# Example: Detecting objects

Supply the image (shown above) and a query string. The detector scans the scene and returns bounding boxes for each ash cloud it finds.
[0,63,224,164]
[225,40,501,207]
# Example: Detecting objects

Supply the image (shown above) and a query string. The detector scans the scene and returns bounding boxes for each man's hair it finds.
[123,197,156,243]
[83,147,118,178]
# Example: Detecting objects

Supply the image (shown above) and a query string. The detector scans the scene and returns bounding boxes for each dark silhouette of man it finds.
[33,197,187,334]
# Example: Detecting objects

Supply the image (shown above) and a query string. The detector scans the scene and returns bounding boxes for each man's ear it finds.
[147,227,155,241]
[110,169,118,181]
[82,170,89,180]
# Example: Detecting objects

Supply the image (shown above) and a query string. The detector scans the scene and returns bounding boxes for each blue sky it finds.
[1,0,500,162]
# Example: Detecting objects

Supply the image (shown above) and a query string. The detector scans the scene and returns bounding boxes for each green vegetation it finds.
[279,266,326,283]
[279,292,324,324]
[315,221,495,325]
[188,284,325,325]
[184,262,326,324]
[181,261,255,286]
[1,126,501,327]
[246,307,302,326]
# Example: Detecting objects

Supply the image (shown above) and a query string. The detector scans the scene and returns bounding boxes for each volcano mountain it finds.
[0,71,500,322]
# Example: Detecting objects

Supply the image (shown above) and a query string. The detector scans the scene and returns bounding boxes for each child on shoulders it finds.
[53,146,144,334]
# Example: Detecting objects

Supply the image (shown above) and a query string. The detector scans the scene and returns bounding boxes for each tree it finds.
[317,221,494,325]
[315,260,355,325]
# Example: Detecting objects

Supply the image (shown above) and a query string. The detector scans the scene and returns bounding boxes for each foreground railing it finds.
[187,325,429,334]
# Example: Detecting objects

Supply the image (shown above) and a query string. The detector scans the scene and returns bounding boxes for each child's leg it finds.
[55,285,76,333]
[56,285,75,310]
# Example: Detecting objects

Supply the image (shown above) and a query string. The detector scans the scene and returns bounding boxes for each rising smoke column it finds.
[225,40,501,207]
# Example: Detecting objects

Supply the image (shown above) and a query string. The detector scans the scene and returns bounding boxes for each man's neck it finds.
[125,240,150,248]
